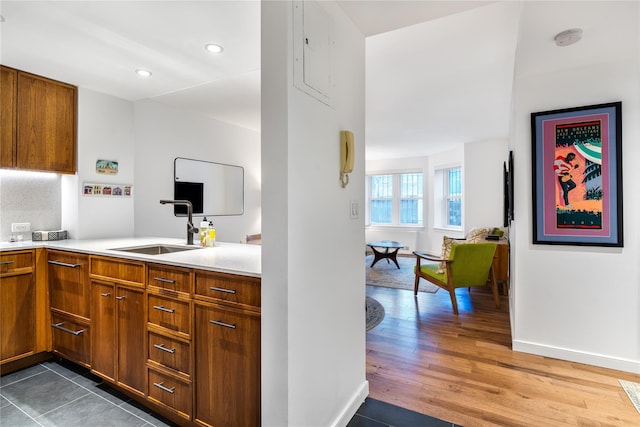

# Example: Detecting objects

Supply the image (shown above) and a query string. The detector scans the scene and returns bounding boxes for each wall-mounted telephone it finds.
[340,130,354,188]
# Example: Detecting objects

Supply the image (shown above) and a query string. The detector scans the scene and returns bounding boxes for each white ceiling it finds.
[0,1,261,131]
[1,1,635,160]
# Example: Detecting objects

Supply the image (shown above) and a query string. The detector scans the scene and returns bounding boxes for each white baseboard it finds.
[513,340,640,374]
[330,380,369,427]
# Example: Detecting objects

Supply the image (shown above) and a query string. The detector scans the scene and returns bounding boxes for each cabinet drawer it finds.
[90,256,145,288]
[147,264,191,295]
[147,368,191,419]
[148,331,190,376]
[48,251,90,318]
[0,250,34,275]
[148,295,190,336]
[50,312,90,367]
[194,271,260,308]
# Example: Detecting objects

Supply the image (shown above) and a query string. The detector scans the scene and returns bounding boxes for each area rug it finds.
[366,296,385,331]
[619,379,640,414]
[366,255,439,293]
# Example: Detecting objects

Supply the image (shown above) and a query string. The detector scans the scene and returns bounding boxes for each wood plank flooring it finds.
[365,284,640,426]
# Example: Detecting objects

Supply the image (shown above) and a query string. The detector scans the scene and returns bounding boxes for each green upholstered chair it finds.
[413,242,499,315]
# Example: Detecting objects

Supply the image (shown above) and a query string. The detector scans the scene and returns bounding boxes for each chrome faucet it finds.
[160,200,199,245]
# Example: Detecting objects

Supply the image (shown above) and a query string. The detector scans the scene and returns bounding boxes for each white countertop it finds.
[0,237,261,278]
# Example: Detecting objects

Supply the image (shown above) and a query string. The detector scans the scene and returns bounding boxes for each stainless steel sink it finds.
[110,244,202,255]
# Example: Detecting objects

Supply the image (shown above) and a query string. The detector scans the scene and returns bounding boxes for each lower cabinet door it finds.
[194,303,260,427]
[91,281,115,381]
[147,368,191,420]
[116,286,146,395]
[1,274,35,363]
[50,312,90,366]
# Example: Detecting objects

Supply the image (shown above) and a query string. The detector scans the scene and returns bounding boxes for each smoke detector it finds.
[554,28,583,47]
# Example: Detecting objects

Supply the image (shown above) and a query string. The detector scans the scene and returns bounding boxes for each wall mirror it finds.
[173,157,244,217]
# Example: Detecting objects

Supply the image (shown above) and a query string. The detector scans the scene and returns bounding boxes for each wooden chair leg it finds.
[449,288,459,315]
[414,275,420,296]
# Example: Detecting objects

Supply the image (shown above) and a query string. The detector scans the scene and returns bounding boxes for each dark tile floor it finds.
[347,398,461,427]
[2,360,457,427]
[0,360,177,427]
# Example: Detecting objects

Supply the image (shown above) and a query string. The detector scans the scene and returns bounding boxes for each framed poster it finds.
[531,102,622,247]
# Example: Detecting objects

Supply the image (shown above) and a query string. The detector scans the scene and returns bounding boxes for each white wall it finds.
[262,1,367,426]
[63,88,135,239]
[464,139,507,232]
[511,2,640,372]
[133,100,261,244]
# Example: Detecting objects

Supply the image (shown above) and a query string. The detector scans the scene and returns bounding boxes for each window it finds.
[368,172,423,226]
[446,167,462,227]
[434,166,462,229]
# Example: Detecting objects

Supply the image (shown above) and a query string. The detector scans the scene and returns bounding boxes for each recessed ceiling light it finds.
[205,44,224,54]
[135,69,152,78]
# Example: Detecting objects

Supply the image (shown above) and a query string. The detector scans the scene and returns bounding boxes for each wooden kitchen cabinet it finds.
[0,65,77,174]
[48,251,90,319]
[0,250,36,364]
[0,66,17,169]
[194,302,261,427]
[193,270,261,427]
[91,281,145,395]
[91,281,116,381]
[47,250,90,366]
[146,263,193,421]
[90,256,146,396]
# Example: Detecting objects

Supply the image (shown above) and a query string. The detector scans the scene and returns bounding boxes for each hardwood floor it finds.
[365,284,640,426]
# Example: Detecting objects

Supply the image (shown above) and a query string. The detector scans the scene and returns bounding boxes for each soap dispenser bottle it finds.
[207,221,216,247]
[199,217,209,246]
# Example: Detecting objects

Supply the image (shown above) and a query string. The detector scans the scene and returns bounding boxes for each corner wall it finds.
[511,2,640,372]
[132,100,261,244]
[63,88,135,239]
[262,1,367,425]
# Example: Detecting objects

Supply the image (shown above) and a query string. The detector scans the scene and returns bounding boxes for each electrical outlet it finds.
[11,222,30,233]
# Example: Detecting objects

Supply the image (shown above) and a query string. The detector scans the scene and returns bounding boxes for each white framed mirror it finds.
[173,157,244,217]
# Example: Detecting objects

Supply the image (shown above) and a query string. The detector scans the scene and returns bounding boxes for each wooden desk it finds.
[491,239,509,294]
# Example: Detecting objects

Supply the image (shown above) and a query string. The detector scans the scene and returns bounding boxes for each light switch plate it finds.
[350,200,359,220]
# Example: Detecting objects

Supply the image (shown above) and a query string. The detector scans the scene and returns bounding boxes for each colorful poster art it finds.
[531,102,622,247]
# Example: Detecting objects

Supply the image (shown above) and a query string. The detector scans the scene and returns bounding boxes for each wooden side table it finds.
[367,241,404,269]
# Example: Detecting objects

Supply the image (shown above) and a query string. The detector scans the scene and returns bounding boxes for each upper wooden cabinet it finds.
[0,67,17,169]
[0,65,77,174]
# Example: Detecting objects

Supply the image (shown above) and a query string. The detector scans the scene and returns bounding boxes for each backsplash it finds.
[0,171,62,242]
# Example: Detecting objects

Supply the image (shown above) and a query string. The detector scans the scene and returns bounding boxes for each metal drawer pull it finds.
[153,343,176,354]
[100,293,111,297]
[48,260,81,268]
[210,320,236,329]
[209,286,236,294]
[153,305,175,314]
[115,296,126,300]
[52,322,85,336]
[153,277,176,284]
[153,382,175,394]
[0,260,15,265]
